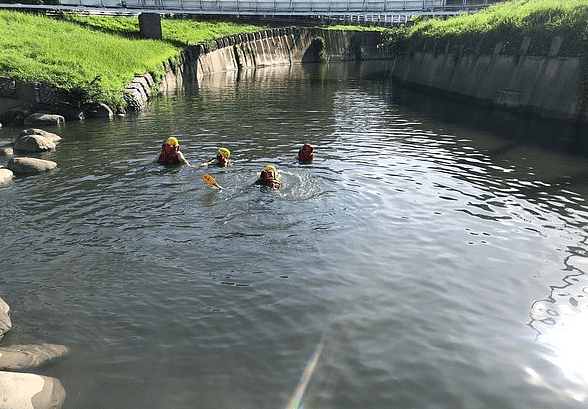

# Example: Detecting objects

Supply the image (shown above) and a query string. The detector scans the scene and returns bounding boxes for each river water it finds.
[2,61,588,409]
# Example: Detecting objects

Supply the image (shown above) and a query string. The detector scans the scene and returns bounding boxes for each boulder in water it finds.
[14,129,61,153]
[0,168,13,184]
[0,296,11,340]
[23,113,65,127]
[87,102,114,119]
[0,147,14,156]
[7,157,57,174]
[0,344,70,370]
[0,371,66,409]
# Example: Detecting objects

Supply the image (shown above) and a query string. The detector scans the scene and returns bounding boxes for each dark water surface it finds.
[2,62,588,409]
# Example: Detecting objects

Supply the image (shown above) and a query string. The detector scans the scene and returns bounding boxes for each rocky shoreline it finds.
[0,115,64,184]
[0,295,69,409]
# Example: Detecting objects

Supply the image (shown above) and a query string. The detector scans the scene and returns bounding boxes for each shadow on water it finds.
[385,83,588,158]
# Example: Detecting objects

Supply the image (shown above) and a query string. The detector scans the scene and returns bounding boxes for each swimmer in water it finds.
[157,136,190,166]
[254,164,282,189]
[298,143,314,163]
[200,148,232,167]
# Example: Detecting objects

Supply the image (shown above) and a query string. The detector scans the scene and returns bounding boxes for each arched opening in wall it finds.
[302,37,326,63]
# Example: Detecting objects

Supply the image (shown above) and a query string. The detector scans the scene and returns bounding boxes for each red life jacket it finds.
[217,154,227,167]
[298,145,314,163]
[158,143,180,165]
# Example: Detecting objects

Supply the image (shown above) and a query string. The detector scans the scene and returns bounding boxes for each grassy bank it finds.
[388,0,588,43]
[0,10,264,107]
[60,13,264,47]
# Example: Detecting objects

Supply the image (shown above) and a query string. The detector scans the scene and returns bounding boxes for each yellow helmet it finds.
[218,148,230,158]
[167,136,179,146]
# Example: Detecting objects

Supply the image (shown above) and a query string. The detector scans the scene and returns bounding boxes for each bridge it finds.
[1,0,495,26]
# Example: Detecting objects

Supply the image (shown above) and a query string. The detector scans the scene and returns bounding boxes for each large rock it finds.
[14,129,61,153]
[0,371,66,409]
[23,113,65,127]
[1,139,14,156]
[87,102,114,119]
[0,296,11,340]
[7,157,57,174]
[0,146,14,156]
[0,344,69,370]
[20,128,62,142]
[0,299,66,409]
[0,168,13,185]
[14,135,56,152]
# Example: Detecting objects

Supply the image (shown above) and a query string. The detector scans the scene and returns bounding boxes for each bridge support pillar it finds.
[139,13,162,40]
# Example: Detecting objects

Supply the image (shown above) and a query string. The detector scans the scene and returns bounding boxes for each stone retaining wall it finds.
[388,34,588,123]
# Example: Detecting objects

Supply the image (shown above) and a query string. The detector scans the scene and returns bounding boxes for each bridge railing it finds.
[57,0,453,13]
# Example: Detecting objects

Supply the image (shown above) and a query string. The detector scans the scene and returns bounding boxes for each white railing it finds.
[57,0,450,12]
[4,0,491,24]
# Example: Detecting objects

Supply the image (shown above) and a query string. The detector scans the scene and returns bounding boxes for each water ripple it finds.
[2,63,588,409]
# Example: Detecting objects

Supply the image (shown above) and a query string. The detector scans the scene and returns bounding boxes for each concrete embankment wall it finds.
[3,27,588,127]
[389,35,588,123]
[125,27,391,110]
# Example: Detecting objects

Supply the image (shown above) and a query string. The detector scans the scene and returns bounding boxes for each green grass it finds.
[162,18,266,46]
[391,0,588,41]
[0,11,265,106]
[61,13,265,46]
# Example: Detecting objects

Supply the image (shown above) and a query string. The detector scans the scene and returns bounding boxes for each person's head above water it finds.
[298,143,314,163]
[198,147,231,167]
[216,148,231,166]
[217,148,230,159]
[258,164,282,189]
[167,136,179,147]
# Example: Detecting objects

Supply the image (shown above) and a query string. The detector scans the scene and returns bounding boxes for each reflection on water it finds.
[2,62,588,409]
[389,85,588,158]
[528,255,588,401]
[393,83,588,406]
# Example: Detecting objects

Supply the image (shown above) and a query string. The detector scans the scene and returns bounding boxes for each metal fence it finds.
[55,0,489,14]
[0,0,494,25]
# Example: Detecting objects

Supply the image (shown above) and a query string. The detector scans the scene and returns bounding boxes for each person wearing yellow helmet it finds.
[254,164,282,189]
[157,136,190,166]
[199,147,232,167]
